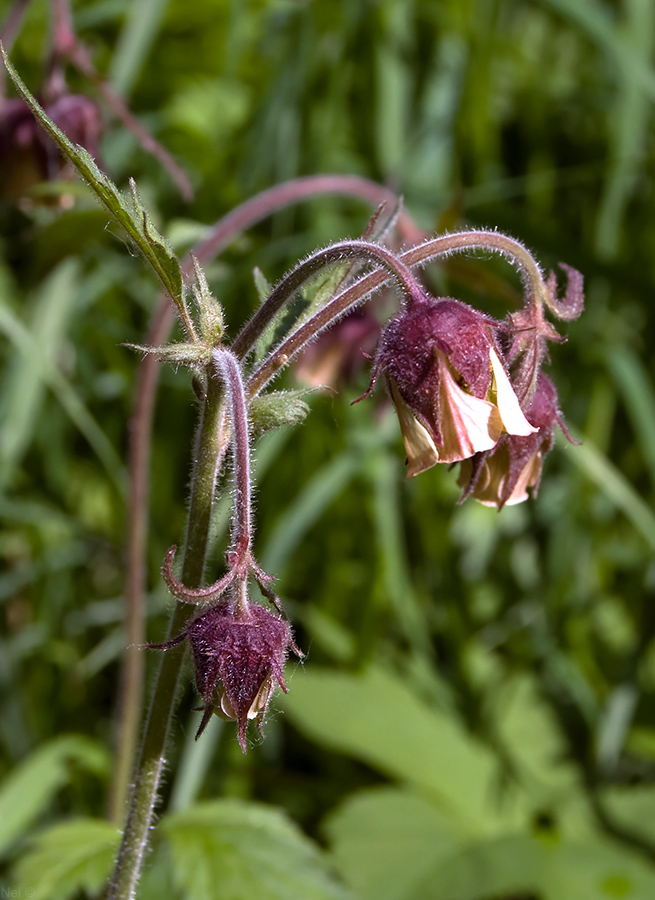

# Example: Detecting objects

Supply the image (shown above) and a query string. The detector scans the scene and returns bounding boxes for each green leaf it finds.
[13,818,119,900]
[0,736,110,859]
[0,46,185,311]
[261,453,361,574]
[125,341,212,367]
[366,451,432,655]
[605,346,655,494]
[493,674,581,802]
[252,260,352,363]
[325,787,462,900]
[108,0,170,97]
[253,267,273,302]
[128,179,184,304]
[282,664,525,834]
[0,259,81,486]
[326,787,655,900]
[600,785,655,847]
[298,260,354,323]
[430,833,655,900]
[160,799,352,900]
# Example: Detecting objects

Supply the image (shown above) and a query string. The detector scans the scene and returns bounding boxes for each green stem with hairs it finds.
[106,372,227,900]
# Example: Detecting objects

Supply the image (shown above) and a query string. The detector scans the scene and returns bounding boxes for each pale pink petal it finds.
[438,363,501,462]
[488,349,538,436]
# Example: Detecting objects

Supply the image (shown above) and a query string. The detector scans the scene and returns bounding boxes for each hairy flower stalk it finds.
[231,238,427,360]
[244,231,580,400]
[150,349,299,748]
[106,369,228,900]
[213,349,255,587]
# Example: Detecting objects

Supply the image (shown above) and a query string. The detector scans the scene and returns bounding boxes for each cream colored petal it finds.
[459,456,507,507]
[438,364,501,462]
[248,677,275,718]
[389,380,439,476]
[488,348,538,436]
[220,693,237,720]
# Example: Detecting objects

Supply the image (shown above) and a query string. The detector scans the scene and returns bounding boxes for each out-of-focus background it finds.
[2,1,655,898]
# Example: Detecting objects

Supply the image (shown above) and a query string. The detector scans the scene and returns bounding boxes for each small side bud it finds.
[249,390,311,434]
[192,255,224,346]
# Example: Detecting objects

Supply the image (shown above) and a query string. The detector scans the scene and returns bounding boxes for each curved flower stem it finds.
[231,239,425,359]
[245,230,549,398]
[191,174,417,265]
[212,350,253,574]
[419,231,549,307]
[106,372,228,900]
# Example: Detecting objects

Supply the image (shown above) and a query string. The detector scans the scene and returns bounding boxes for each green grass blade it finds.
[0,281,127,496]
[605,346,655,495]
[560,439,655,552]
[261,453,360,574]
[109,0,171,98]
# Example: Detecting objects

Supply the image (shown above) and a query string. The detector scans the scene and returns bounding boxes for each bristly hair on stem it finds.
[160,348,284,615]
[212,350,253,573]
[231,238,428,361]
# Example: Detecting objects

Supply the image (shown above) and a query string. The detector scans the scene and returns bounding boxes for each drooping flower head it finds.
[148,599,298,752]
[368,295,536,476]
[457,372,571,509]
[295,306,381,389]
[0,95,100,202]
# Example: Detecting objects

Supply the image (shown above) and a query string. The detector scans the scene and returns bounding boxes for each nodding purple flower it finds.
[457,373,570,509]
[295,306,381,389]
[369,296,536,476]
[148,599,298,753]
[0,94,100,201]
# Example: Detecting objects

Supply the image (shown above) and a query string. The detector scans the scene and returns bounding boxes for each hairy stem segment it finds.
[231,238,427,359]
[213,350,253,571]
[106,373,228,900]
[245,230,551,398]
[160,351,279,613]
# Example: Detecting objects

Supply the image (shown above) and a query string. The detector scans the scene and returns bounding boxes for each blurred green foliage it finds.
[2,0,655,897]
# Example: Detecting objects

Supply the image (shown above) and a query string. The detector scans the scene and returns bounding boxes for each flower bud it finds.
[457,373,566,508]
[0,94,100,202]
[148,600,296,752]
[373,296,536,475]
